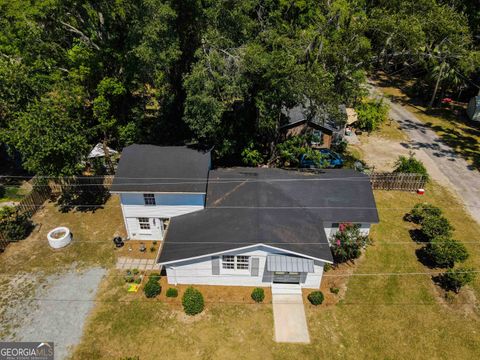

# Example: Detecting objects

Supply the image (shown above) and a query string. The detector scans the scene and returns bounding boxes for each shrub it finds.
[355,99,389,132]
[0,206,34,241]
[124,275,134,283]
[425,236,468,268]
[149,273,161,283]
[132,268,139,275]
[330,223,370,263]
[144,279,161,298]
[153,240,158,245]
[276,136,309,167]
[330,287,340,294]
[150,246,156,252]
[241,142,264,166]
[421,215,454,240]
[323,263,333,272]
[182,287,204,315]
[394,152,429,181]
[166,287,178,298]
[251,288,265,303]
[308,291,324,305]
[409,203,442,224]
[439,267,476,293]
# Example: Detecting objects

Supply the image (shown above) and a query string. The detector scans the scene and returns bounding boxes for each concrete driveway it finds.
[371,85,480,225]
[272,291,310,343]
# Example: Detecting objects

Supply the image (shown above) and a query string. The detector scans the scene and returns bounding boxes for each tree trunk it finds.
[102,137,114,175]
[428,61,445,109]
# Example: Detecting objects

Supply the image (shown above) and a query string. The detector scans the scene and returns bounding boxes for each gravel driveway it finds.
[372,85,480,225]
[1,267,106,360]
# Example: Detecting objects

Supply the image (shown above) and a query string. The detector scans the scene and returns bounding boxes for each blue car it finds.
[300,149,344,168]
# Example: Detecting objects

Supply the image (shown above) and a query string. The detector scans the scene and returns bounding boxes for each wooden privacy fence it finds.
[369,172,427,191]
[48,175,113,196]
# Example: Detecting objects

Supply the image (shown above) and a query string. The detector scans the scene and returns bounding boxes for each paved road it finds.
[374,86,480,225]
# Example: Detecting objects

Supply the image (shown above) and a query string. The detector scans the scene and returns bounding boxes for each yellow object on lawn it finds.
[128,284,139,293]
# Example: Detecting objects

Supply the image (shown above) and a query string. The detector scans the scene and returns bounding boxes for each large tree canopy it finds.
[0,0,478,174]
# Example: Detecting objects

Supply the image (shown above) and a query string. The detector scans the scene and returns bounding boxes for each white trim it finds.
[158,243,333,266]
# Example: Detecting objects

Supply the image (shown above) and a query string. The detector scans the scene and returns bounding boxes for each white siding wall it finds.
[323,222,371,242]
[164,246,326,289]
[120,193,205,240]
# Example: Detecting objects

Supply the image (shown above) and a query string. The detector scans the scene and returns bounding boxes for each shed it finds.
[88,143,118,159]
[467,96,480,122]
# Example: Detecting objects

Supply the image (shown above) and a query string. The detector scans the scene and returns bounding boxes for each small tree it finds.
[409,203,442,224]
[182,287,204,315]
[330,223,370,263]
[421,215,454,240]
[394,152,429,181]
[251,288,265,303]
[425,236,469,268]
[355,99,389,132]
[0,207,33,241]
[439,267,476,293]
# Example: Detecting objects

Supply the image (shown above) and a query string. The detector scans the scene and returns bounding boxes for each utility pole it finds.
[428,59,445,109]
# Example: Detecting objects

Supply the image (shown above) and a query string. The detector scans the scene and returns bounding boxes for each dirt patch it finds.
[114,240,159,260]
[354,133,452,188]
[434,284,480,320]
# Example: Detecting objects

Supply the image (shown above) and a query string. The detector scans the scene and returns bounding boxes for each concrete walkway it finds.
[115,257,157,271]
[371,85,480,225]
[272,284,310,343]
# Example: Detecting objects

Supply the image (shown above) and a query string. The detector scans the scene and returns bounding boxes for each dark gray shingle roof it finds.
[111,145,211,193]
[158,168,378,264]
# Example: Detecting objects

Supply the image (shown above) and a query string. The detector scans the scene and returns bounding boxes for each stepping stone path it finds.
[116,257,157,271]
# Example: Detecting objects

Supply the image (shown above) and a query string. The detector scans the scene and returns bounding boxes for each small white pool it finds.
[47,227,72,249]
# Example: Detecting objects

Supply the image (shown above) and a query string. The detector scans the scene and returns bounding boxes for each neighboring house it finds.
[110,144,211,241]
[280,103,349,149]
[112,145,379,289]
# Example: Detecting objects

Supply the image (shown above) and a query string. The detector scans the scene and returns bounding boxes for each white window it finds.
[222,255,249,270]
[222,255,235,269]
[236,256,250,269]
[138,217,150,230]
[143,193,156,205]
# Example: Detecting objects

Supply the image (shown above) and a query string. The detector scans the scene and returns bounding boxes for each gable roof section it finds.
[110,145,211,193]
[158,208,333,264]
[207,168,379,223]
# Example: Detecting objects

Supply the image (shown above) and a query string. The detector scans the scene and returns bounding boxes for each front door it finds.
[273,272,301,284]
[150,218,163,240]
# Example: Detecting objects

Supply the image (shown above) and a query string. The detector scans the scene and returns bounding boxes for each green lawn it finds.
[72,182,480,359]
[0,185,29,203]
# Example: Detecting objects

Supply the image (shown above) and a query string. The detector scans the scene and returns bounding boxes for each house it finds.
[280,103,349,149]
[110,144,211,241]
[111,145,379,289]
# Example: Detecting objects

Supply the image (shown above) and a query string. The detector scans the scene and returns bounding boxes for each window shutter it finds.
[251,257,260,276]
[212,256,220,275]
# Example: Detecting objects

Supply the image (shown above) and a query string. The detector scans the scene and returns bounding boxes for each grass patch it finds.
[0,195,125,274]
[72,183,480,359]
[0,185,29,202]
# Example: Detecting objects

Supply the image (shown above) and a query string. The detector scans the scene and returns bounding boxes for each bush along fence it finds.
[0,175,114,252]
[406,202,476,295]
[369,172,427,191]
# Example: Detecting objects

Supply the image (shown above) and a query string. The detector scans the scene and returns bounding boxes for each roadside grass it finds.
[72,183,480,359]
[373,76,480,170]
[0,195,125,275]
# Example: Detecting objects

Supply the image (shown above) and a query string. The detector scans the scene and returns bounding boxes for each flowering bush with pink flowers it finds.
[330,223,370,263]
